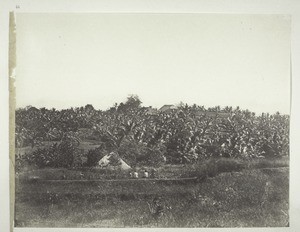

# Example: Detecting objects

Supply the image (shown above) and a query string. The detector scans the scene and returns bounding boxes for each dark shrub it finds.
[86,145,106,167]
[137,144,166,167]
[27,140,81,168]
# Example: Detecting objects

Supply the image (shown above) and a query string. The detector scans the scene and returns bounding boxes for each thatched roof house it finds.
[98,152,131,170]
[159,105,177,113]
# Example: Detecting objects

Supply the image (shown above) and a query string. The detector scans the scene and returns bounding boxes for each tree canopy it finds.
[15,95,289,167]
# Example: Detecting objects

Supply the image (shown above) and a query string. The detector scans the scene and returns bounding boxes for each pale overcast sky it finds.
[16,13,290,114]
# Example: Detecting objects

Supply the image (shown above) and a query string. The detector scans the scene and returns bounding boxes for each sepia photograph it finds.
[12,13,290,228]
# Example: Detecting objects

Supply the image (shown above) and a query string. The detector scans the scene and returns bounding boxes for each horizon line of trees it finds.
[15,95,289,168]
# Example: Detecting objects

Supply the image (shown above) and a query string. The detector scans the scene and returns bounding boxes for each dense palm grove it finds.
[15,95,289,168]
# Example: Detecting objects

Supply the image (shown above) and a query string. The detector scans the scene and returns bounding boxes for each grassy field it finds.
[15,159,289,227]
[16,140,102,157]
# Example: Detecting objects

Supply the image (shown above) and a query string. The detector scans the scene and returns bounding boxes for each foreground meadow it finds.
[15,159,289,227]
